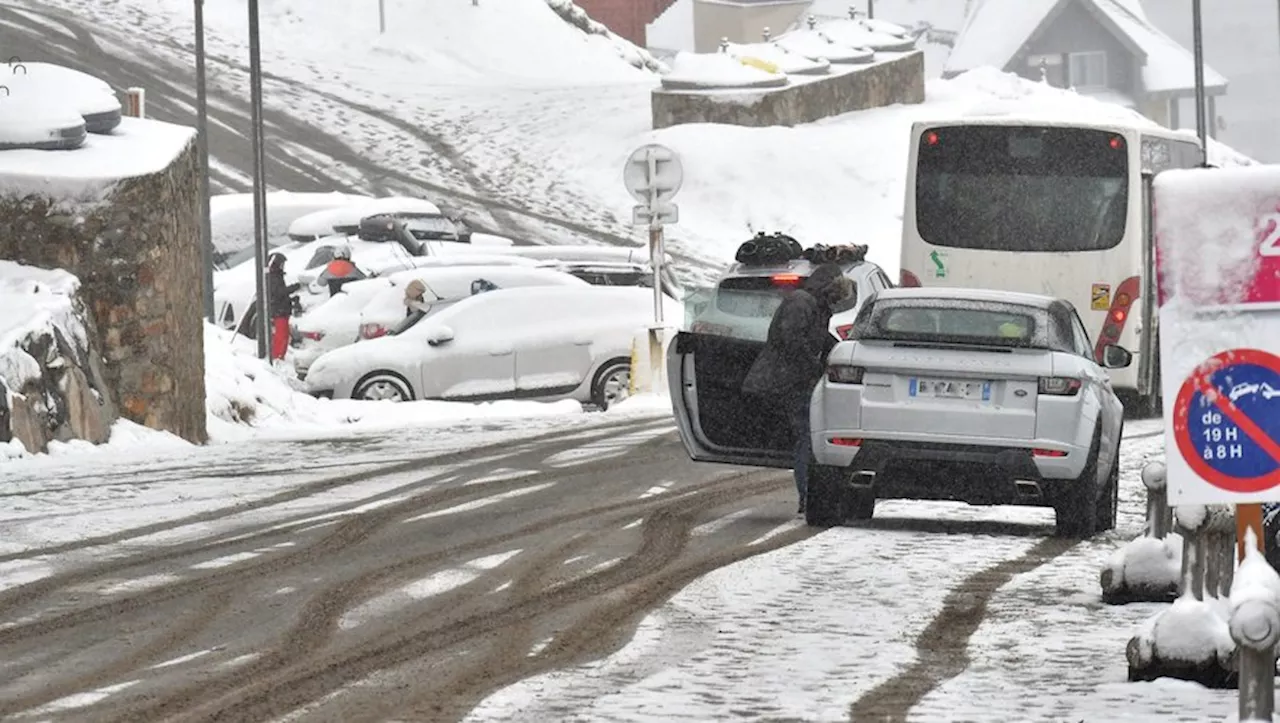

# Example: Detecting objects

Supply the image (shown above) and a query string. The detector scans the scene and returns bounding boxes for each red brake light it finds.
[925,131,939,146]
[1111,309,1127,324]
[1033,448,1068,457]
[900,269,922,287]
[1039,377,1082,396]
[773,273,803,286]
[829,437,863,447]
[360,323,388,339]
[1109,136,1124,150]
[835,323,854,339]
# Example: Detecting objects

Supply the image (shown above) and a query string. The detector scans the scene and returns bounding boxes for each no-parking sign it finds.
[1171,349,1280,497]
[1156,166,1280,503]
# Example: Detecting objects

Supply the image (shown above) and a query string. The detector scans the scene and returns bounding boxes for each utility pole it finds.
[1191,0,1208,166]
[248,0,271,358]
[195,0,214,322]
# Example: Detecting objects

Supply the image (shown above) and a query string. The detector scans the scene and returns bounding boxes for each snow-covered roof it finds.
[945,0,1227,95]
[0,116,194,201]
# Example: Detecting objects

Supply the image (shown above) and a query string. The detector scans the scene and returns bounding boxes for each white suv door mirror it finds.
[1101,344,1132,369]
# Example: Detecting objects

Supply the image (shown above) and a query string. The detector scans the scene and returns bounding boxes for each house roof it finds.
[945,0,1227,95]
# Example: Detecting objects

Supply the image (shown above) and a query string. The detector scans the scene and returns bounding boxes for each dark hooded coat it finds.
[741,263,848,424]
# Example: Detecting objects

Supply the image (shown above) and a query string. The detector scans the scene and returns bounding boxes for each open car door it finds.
[667,330,797,469]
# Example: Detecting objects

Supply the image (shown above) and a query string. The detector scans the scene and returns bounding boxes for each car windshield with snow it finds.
[669,286,1129,537]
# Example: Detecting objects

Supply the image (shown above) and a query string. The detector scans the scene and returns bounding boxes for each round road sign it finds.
[1172,348,1280,493]
[623,143,683,205]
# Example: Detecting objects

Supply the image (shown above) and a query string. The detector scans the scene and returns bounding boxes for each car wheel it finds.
[805,464,845,528]
[591,358,631,410]
[1053,426,1102,538]
[353,371,415,403]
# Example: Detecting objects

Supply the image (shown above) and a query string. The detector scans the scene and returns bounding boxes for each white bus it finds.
[898,117,1204,412]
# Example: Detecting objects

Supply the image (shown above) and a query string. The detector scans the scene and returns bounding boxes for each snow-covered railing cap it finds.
[1230,533,1280,651]
[1141,460,1167,491]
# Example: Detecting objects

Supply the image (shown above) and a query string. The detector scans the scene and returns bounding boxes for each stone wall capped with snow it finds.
[0,118,207,445]
[651,50,925,129]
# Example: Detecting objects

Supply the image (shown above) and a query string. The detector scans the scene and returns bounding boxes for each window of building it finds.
[1068,51,1108,89]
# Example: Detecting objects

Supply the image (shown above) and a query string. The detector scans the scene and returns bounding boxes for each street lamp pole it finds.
[248,0,271,358]
[195,0,214,322]
[1191,0,1208,166]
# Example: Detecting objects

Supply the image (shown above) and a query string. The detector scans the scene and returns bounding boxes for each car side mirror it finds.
[425,325,454,346]
[1101,344,1132,369]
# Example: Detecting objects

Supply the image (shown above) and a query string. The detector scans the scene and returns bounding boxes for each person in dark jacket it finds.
[741,263,853,514]
[265,252,300,362]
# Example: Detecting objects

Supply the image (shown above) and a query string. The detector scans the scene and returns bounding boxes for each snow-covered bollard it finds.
[1099,461,1180,604]
[1144,460,1172,538]
[1230,531,1280,721]
[1126,504,1238,688]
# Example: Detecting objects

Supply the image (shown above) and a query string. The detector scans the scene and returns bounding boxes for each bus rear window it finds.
[915,126,1129,253]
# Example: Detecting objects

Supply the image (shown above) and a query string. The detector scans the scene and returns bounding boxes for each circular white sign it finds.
[623,143,684,205]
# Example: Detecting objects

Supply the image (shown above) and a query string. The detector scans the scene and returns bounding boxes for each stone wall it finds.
[651,50,925,129]
[0,140,208,444]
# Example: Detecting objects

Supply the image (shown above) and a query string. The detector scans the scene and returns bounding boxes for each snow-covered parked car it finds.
[291,265,589,373]
[306,285,681,409]
[669,287,1128,537]
[6,62,121,135]
[0,93,86,150]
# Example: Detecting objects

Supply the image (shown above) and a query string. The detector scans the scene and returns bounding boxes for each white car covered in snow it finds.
[305,285,681,408]
[291,265,589,373]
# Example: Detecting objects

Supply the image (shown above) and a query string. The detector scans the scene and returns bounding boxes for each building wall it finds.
[693,0,812,53]
[1016,0,1136,93]
[653,50,925,128]
[575,0,681,47]
[0,141,209,444]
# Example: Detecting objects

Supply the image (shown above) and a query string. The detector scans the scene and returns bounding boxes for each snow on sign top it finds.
[1154,165,1280,311]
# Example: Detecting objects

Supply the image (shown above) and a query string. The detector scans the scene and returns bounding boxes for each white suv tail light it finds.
[827,364,865,384]
[1038,377,1082,396]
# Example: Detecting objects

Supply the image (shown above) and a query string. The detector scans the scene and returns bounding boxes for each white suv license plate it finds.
[909,378,993,402]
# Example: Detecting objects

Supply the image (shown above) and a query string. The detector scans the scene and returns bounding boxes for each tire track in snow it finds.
[846,537,1081,722]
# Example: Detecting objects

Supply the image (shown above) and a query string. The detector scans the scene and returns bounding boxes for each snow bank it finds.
[203,325,584,441]
[0,116,194,201]
[1101,533,1183,603]
[662,52,787,89]
[543,0,667,73]
[1149,596,1236,664]
[0,261,83,388]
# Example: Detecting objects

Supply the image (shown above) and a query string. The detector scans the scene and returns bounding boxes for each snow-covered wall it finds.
[0,117,208,444]
[0,262,117,455]
[652,50,925,129]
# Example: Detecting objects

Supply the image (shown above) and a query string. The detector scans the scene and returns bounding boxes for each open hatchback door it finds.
[667,331,797,469]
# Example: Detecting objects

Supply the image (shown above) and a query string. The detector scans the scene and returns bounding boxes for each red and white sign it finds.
[1155,165,1280,503]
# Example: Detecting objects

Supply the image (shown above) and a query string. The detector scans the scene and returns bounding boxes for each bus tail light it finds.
[900,269,922,287]
[1093,276,1140,363]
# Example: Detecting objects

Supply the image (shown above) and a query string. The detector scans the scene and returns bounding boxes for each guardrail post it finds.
[1229,531,1280,722]
[1143,460,1171,539]
[1203,505,1237,599]
[1178,504,1209,601]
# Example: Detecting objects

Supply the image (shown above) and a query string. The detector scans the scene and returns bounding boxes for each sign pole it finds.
[649,222,664,326]
[248,0,271,359]
[195,0,215,323]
